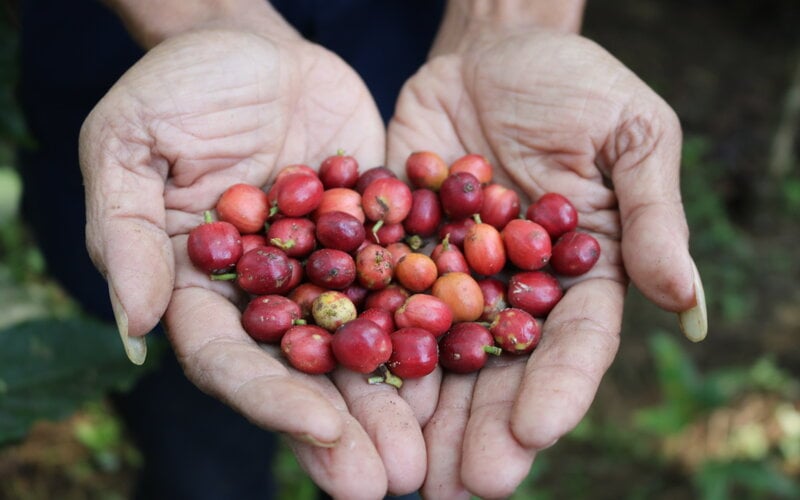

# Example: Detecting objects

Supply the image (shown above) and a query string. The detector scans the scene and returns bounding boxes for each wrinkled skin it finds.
[80,30,427,499]
[387,29,695,499]
[80,21,696,500]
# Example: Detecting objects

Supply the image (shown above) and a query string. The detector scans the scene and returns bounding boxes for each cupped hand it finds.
[79,26,424,498]
[387,28,706,499]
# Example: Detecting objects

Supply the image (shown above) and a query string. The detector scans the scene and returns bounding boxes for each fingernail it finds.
[678,259,707,343]
[292,432,339,448]
[543,438,559,450]
[109,281,147,365]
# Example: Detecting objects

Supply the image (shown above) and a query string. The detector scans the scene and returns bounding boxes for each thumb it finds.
[607,100,707,342]
[79,105,174,364]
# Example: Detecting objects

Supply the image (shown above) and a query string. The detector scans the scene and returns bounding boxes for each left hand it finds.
[387,27,705,499]
[79,24,425,498]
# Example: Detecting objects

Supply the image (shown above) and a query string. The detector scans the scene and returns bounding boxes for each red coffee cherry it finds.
[526,192,578,239]
[550,231,601,276]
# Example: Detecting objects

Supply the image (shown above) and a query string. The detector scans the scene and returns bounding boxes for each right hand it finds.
[387,23,705,499]
[79,21,425,499]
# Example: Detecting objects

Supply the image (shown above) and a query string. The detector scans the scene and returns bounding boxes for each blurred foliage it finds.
[0,400,139,500]
[636,331,798,425]
[634,333,799,436]
[0,316,166,446]
[0,8,166,452]
[518,329,800,500]
[0,216,46,283]
[695,460,799,500]
[780,175,800,215]
[274,439,317,500]
[0,7,30,164]
[631,332,798,499]
[0,156,166,448]
[681,136,757,323]
[72,401,142,474]
[0,166,21,223]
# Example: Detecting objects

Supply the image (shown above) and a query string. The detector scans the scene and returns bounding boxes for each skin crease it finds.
[79,28,431,498]
[79,3,699,499]
[386,28,695,499]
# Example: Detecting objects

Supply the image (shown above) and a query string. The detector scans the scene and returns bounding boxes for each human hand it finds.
[387,26,707,499]
[79,14,426,498]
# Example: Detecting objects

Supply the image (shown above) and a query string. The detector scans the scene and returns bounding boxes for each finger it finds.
[420,373,476,500]
[398,366,442,427]
[605,99,707,340]
[278,368,389,500]
[178,290,387,498]
[165,286,344,445]
[510,278,623,449]
[287,417,388,500]
[330,368,427,495]
[461,356,536,499]
[79,108,173,365]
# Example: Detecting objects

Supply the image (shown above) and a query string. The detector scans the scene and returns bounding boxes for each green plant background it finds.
[2,1,799,499]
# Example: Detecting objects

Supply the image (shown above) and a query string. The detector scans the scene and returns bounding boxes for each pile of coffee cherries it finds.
[187,151,600,387]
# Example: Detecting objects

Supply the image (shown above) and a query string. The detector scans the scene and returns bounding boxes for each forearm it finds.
[102,0,298,49]
[431,0,586,55]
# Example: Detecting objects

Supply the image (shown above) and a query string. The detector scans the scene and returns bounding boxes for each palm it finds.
[387,30,682,498]
[82,30,423,498]
[124,33,385,222]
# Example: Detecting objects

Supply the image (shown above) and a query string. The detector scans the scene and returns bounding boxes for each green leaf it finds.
[695,461,800,500]
[0,317,163,445]
[634,405,694,436]
[635,331,729,435]
[649,331,703,403]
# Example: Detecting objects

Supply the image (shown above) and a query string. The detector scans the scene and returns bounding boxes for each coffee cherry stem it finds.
[210,272,237,281]
[371,220,384,243]
[270,237,296,251]
[483,345,503,356]
[293,318,307,326]
[381,365,404,389]
[203,210,214,224]
[367,365,403,388]
[406,234,423,251]
[441,233,451,250]
[472,214,482,224]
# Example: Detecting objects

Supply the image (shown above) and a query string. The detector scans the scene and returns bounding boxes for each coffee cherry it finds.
[281,325,336,375]
[507,271,563,318]
[490,308,541,354]
[331,318,392,373]
[187,212,243,273]
[216,183,269,234]
[439,172,483,220]
[319,151,359,189]
[242,295,301,343]
[526,192,578,239]
[550,231,601,276]
[439,322,501,373]
[387,327,439,379]
[235,246,292,295]
[312,290,357,331]
[501,219,551,271]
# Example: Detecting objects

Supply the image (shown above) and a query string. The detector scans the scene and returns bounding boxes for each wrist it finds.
[103,0,299,49]
[431,0,586,56]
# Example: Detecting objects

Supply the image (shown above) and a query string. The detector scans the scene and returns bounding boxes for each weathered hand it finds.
[79,26,424,498]
[387,28,706,499]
